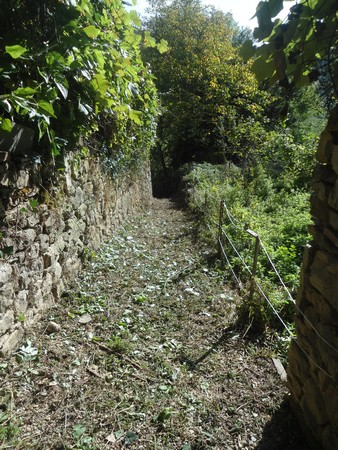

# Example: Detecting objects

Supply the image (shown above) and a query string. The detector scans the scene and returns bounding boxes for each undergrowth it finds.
[182,162,311,344]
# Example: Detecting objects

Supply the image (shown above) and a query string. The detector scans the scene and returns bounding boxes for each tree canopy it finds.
[143,0,275,184]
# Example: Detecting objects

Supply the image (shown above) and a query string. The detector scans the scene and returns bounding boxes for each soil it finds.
[0,198,310,450]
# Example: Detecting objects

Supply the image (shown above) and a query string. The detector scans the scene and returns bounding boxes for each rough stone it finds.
[0,283,15,312]
[46,321,61,334]
[0,263,12,286]
[288,342,309,384]
[321,425,338,450]
[43,247,58,269]
[323,227,338,247]
[329,208,338,232]
[15,290,28,313]
[27,242,40,260]
[16,170,30,189]
[76,203,88,220]
[324,385,338,429]
[0,327,24,357]
[0,123,34,154]
[0,310,14,335]
[330,145,338,174]
[317,130,333,163]
[26,213,40,228]
[0,154,151,359]
[309,250,338,312]
[328,179,338,211]
[305,285,338,323]
[15,252,26,264]
[313,181,330,202]
[38,234,50,252]
[311,193,330,226]
[49,261,62,283]
[288,108,338,450]
[17,229,36,246]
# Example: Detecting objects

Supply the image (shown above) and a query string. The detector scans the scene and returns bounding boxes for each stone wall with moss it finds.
[0,144,152,356]
[287,106,338,450]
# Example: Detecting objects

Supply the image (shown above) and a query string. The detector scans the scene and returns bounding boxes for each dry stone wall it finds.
[287,106,338,450]
[0,142,152,357]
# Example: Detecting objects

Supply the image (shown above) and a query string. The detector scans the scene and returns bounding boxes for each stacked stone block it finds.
[0,143,152,356]
[288,107,338,450]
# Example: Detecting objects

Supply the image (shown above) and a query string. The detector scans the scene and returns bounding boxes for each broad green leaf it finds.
[240,40,255,62]
[92,73,110,94]
[144,31,157,48]
[55,79,69,99]
[130,10,142,27]
[37,100,56,118]
[254,2,274,38]
[157,39,168,54]
[83,25,101,38]
[45,51,65,67]
[269,0,284,17]
[252,56,276,82]
[65,20,78,28]
[13,87,37,96]
[5,45,28,59]
[0,118,13,133]
[129,109,142,124]
[94,50,105,69]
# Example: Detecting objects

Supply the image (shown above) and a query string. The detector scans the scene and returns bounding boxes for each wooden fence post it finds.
[218,201,225,258]
[246,229,260,301]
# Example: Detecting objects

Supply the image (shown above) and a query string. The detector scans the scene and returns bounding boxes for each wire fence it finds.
[188,176,337,379]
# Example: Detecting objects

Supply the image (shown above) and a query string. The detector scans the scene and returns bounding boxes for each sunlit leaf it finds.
[5,45,28,59]
[129,109,142,124]
[130,10,142,27]
[83,25,101,38]
[13,87,37,96]
[0,118,13,133]
[37,100,56,118]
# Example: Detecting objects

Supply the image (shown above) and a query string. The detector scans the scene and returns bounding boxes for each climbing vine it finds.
[241,0,338,98]
[0,0,167,166]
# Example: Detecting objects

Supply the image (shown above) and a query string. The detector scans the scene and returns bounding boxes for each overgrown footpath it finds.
[1,199,308,450]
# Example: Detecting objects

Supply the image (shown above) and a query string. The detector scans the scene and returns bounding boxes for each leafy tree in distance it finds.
[143,0,275,193]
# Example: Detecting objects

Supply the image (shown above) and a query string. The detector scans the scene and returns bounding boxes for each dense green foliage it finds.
[184,161,308,334]
[0,0,163,169]
[142,0,277,193]
[182,83,327,334]
[241,0,338,102]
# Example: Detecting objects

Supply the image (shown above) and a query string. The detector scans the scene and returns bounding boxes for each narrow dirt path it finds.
[1,198,308,450]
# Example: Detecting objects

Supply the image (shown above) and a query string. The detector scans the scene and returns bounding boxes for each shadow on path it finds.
[179,327,310,450]
[253,397,310,450]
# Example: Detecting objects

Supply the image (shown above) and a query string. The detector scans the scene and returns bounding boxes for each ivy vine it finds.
[241,0,338,97]
[0,0,167,167]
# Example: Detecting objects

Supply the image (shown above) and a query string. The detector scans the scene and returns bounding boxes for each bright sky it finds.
[132,0,295,29]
